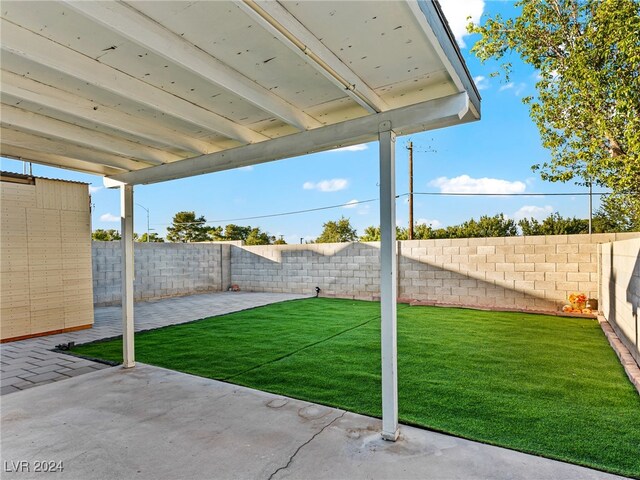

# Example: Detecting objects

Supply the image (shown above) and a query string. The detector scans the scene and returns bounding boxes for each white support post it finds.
[121,184,135,368]
[378,122,399,441]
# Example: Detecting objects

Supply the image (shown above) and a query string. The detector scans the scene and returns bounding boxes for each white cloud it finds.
[89,185,102,194]
[439,0,485,48]
[330,144,368,153]
[473,75,489,90]
[514,205,554,221]
[499,82,526,95]
[100,213,119,222]
[499,82,515,92]
[416,218,443,229]
[303,178,349,192]
[238,165,254,172]
[429,175,526,194]
[343,199,370,215]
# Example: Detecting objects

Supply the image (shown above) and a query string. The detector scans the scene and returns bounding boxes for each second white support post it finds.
[378,122,399,441]
[121,184,135,368]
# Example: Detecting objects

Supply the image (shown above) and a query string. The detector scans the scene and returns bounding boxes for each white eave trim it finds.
[407,0,481,119]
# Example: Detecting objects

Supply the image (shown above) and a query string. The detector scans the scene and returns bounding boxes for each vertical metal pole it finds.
[408,141,414,240]
[379,122,399,441]
[588,182,593,234]
[121,184,135,368]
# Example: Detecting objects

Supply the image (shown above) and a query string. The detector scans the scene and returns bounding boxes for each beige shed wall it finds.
[1,178,94,341]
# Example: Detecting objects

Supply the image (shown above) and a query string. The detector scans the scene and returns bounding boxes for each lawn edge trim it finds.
[53,349,121,367]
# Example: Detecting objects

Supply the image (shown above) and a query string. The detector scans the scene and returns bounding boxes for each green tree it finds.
[592,195,640,232]
[245,227,274,245]
[518,212,588,235]
[470,0,640,219]
[413,223,435,240]
[315,217,358,243]
[166,211,209,243]
[360,226,381,242]
[359,225,421,241]
[138,232,165,242]
[222,224,252,241]
[204,223,276,244]
[454,214,518,238]
[361,216,516,240]
[92,229,121,241]
[273,236,287,245]
[206,226,224,241]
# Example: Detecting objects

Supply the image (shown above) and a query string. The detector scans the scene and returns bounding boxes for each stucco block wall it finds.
[92,242,227,306]
[398,234,621,310]
[231,242,381,296]
[231,233,639,310]
[600,238,640,363]
[92,233,639,311]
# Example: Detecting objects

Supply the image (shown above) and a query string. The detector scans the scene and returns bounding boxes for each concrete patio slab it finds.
[0,364,624,480]
[0,292,308,394]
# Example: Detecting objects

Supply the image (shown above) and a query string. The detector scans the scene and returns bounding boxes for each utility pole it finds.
[589,179,593,235]
[407,141,414,240]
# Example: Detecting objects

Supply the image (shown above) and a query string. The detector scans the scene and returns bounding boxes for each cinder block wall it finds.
[600,237,640,363]
[398,234,616,310]
[92,233,639,310]
[232,233,640,310]
[92,242,228,305]
[231,242,381,296]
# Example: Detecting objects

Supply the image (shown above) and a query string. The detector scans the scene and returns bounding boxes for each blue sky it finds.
[1,1,598,243]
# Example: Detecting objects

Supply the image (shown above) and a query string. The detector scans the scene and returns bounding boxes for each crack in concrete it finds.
[267,411,347,480]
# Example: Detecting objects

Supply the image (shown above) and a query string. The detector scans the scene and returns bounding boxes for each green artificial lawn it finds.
[70,298,640,477]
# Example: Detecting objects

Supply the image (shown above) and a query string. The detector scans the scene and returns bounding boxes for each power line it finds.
[153,198,378,226]
[153,190,629,227]
[411,191,612,197]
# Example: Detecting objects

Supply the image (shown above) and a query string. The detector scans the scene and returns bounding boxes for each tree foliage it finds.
[518,212,588,235]
[138,232,165,242]
[592,195,640,232]
[165,212,276,244]
[213,223,274,245]
[166,211,209,243]
[360,225,417,241]
[315,217,358,243]
[361,214,517,241]
[450,214,518,238]
[469,0,640,219]
[245,228,275,246]
[92,229,121,241]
